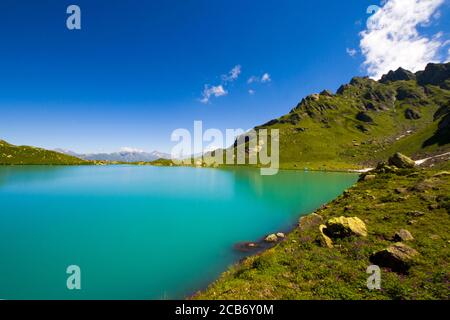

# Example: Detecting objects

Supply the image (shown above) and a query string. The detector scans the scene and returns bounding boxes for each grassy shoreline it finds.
[193,162,450,300]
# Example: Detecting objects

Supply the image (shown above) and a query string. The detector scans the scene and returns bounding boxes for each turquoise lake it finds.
[0,165,357,299]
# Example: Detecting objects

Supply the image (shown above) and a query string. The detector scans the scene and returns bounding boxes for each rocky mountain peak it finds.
[416,62,450,89]
[379,67,416,84]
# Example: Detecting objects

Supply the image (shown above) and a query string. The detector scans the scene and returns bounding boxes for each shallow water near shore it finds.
[0,165,357,299]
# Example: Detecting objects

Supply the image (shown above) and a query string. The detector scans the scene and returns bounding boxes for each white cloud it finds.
[360,0,446,79]
[248,89,255,95]
[261,73,271,83]
[248,73,272,84]
[247,76,259,84]
[200,85,228,104]
[222,65,242,82]
[199,65,241,104]
[120,147,145,153]
[346,48,357,57]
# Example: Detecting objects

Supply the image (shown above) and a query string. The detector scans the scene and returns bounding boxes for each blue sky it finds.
[0,0,448,153]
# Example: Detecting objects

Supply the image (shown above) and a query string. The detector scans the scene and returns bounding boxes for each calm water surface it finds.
[0,166,357,299]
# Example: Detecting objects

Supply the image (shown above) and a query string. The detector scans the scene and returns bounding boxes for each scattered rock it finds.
[356,124,369,133]
[429,234,440,240]
[393,229,414,242]
[407,210,425,217]
[405,108,421,120]
[436,195,450,213]
[388,152,416,169]
[319,225,334,248]
[356,111,374,123]
[407,172,420,177]
[276,232,286,239]
[407,220,418,225]
[234,242,259,252]
[363,174,376,181]
[370,242,419,273]
[264,234,278,243]
[433,171,450,177]
[298,213,324,231]
[374,161,398,173]
[320,89,333,97]
[307,93,320,101]
[428,203,440,210]
[324,216,368,238]
[395,187,408,194]
[413,179,438,192]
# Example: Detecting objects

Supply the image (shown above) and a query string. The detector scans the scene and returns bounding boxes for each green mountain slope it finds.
[216,63,450,170]
[0,140,91,165]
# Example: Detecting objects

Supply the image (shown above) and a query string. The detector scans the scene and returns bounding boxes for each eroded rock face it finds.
[324,216,368,238]
[416,62,450,88]
[388,152,416,169]
[370,242,419,273]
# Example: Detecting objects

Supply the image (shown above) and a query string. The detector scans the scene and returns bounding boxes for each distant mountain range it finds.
[54,149,171,163]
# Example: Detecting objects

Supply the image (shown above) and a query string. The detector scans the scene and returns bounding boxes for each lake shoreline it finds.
[187,185,355,300]
[193,161,450,300]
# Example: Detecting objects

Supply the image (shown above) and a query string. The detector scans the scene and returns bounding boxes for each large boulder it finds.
[370,242,419,273]
[393,229,414,242]
[299,213,323,231]
[264,234,278,243]
[324,216,368,238]
[388,152,416,169]
[276,232,286,239]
